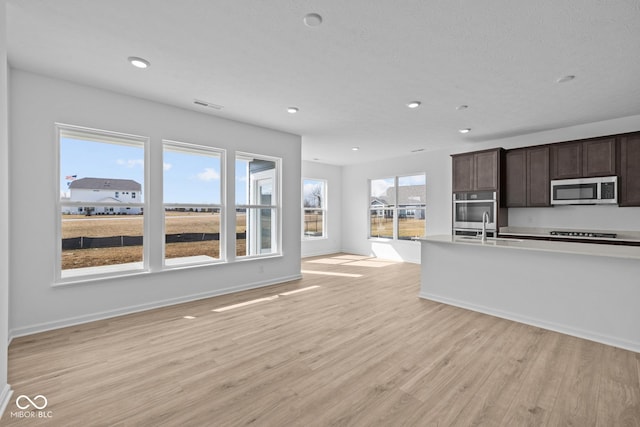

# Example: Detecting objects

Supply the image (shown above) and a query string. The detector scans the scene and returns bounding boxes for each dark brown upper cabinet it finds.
[452,148,501,192]
[583,137,616,177]
[619,132,640,207]
[452,152,475,192]
[505,149,526,206]
[506,146,550,207]
[550,141,582,179]
[550,137,616,179]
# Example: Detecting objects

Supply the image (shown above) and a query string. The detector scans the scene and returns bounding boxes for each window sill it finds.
[235,253,283,262]
[55,262,148,287]
[54,253,283,287]
[368,237,422,243]
[164,255,223,269]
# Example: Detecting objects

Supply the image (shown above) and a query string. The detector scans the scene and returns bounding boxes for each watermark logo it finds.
[16,395,48,410]
[11,394,53,419]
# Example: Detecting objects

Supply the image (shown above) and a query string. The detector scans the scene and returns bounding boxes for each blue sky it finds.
[60,138,247,204]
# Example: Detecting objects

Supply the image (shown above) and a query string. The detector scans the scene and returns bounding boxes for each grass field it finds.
[369,216,426,239]
[61,212,246,269]
[303,212,323,236]
[62,212,425,269]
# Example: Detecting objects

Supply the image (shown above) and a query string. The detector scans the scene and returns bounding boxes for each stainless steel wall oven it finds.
[453,191,497,233]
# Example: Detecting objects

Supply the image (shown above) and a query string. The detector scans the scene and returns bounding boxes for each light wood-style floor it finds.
[2,254,640,426]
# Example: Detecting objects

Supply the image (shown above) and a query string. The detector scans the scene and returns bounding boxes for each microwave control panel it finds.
[601,182,616,200]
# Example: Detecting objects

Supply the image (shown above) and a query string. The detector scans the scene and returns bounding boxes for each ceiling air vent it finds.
[193,99,224,110]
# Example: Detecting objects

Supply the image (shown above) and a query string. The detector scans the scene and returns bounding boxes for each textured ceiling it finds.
[6,0,640,165]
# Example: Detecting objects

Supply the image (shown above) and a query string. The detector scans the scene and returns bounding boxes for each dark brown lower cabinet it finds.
[619,132,640,206]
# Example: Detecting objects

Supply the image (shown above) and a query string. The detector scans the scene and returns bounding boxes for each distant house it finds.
[62,177,142,215]
[370,185,426,219]
[370,197,392,218]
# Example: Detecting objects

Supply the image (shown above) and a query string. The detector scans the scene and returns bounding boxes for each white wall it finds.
[0,0,11,418]
[508,205,640,231]
[341,115,640,263]
[301,161,342,257]
[8,69,301,337]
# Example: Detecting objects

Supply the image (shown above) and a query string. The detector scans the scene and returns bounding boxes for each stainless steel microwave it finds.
[551,176,617,205]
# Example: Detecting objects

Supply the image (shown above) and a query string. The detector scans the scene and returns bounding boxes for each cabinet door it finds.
[505,149,526,207]
[527,146,550,206]
[619,133,640,206]
[452,153,475,192]
[583,137,616,177]
[475,150,498,191]
[551,141,582,179]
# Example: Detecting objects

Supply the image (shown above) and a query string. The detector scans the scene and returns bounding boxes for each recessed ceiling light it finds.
[456,105,469,110]
[128,56,150,69]
[556,75,576,83]
[352,147,359,151]
[407,101,421,109]
[304,13,323,27]
[459,128,471,134]
[287,107,299,114]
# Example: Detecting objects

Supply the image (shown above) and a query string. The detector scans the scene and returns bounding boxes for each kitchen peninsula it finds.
[418,236,640,353]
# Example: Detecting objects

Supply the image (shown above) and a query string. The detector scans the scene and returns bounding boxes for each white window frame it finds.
[368,173,426,241]
[302,178,327,240]
[55,123,150,284]
[235,152,281,259]
[162,140,226,268]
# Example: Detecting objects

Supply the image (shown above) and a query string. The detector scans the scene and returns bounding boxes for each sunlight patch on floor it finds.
[306,255,397,268]
[211,286,322,312]
[212,295,279,312]
[307,258,351,265]
[278,285,321,296]
[330,255,371,260]
[301,270,362,278]
[347,260,396,268]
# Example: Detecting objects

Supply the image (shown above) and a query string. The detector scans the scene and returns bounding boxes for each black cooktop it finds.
[550,231,617,239]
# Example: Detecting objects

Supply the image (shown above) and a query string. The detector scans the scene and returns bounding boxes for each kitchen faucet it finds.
[481,211,490,242]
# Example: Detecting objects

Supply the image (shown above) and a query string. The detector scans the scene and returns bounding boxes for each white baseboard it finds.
[0,384,13,420]
[9,274,302,340]
[420,292,640,354]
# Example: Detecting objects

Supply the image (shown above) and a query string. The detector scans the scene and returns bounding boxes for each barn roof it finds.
[69,177,141,191]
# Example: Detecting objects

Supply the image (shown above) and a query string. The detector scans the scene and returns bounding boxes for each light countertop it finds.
[418,235,640,260]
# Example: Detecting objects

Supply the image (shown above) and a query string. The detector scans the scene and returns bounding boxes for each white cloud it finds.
[163,162,172,171]
[197,168,220,181]
[370,178,393,197]
[117,158,144,168]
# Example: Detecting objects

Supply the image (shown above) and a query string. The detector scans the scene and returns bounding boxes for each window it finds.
[163,140,224,267]
[302,178,327,239]
[235,154,280,257]
[57,124,148,281]
[369,174,426,240]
